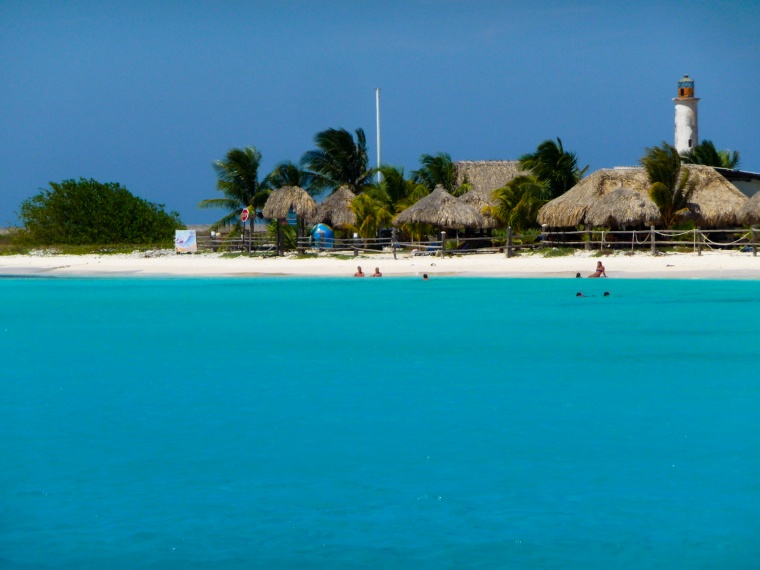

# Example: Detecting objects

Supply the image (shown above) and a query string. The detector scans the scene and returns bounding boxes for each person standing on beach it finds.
[354,266,364,277]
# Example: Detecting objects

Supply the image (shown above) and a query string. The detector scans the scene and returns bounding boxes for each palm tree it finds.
[519,138,587,199]
[264,161,315,195]
[488,174,550,232]
[300,128,374,195]
[198,146,269,231]
[376,165,429,213]
[680,140,741,169]
[641,142,695,227]
[413,153,459,193]
[349,189,394,240]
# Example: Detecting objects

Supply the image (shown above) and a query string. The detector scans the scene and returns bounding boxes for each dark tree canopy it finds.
[300,128,374,194]
[18,178,182,245]
[519,138,587,199]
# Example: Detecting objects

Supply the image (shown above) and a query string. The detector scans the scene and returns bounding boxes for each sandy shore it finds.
[1,249,759,279]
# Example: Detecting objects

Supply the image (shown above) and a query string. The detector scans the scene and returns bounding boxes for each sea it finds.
[1,276,759,569]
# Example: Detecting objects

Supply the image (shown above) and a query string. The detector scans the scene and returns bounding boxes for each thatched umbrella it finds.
[459,189,499,229]
[262,186,317,255]
[394,186,485,229]
[736,192,760,225]
[537,168,650,228]
[585,188,661,228]
[685,165,748,227]
[308,185,357,229]
[454,160,525,194]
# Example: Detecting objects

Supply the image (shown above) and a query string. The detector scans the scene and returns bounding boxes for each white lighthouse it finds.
[673,74,699,153]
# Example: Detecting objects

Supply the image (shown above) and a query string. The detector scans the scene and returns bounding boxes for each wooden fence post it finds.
[506,227,513,258]
[753,225,757,257]
[392,228,398,260]
[585,223,591,251]
[697,227,702,256]
[440,231,446,258]
[650,225,656,255]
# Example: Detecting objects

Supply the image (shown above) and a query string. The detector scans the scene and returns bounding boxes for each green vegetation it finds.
[680,140,740,169]
[412,152,469,195]
[16,178,181,246]
[540,247,575,257]
[519,138,587,199]
[301,128,374,194]
[489,175,549,232]
[198,146,269,232]
[640,142,695,228]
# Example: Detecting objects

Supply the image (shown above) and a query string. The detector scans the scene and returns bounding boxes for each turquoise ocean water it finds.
[1,276,759,569]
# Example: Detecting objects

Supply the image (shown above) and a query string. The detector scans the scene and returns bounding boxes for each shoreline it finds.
[0,250,759,279]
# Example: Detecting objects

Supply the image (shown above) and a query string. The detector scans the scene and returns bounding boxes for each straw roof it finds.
[537,168,650,227]
[262,186,316,220]
[454,161,525,195]
[308,185,356,228]
[685,164,748,227]
[736,192,760,225]
[458,189,499,228]
[585,188,661,228]
[394,186,485,229]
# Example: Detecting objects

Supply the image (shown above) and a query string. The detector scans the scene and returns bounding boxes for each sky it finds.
[1,0,758,226]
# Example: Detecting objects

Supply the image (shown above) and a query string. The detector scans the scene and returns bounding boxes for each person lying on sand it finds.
[589,261,607,278]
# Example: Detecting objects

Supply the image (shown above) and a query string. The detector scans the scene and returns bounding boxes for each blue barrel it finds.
[311,223,334,248]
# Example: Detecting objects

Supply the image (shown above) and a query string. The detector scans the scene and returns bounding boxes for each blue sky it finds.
[1,0,758,225]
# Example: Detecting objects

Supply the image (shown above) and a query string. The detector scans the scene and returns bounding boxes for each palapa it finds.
[685,165,747,227]
[537,168,650,228]
[308,185,356,228]
[454,161,524,194]
[262,186,316,220]
[584,188,661,228]
[736,192,760,225]
[458,189,498,229]
[394,186,485,229]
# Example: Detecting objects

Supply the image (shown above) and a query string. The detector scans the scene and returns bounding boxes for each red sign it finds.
[241,208,250,222]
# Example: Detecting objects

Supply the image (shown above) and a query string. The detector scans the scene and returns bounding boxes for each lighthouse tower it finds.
[673,74,699,153]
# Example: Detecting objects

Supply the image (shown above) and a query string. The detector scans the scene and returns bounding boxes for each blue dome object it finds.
[311,223,334,248]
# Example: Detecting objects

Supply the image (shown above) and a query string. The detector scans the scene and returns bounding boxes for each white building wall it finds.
[674,99,699,153]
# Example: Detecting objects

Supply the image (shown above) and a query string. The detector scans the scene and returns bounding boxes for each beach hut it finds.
[537,167,650,228]
[736,192,760,225]
[584,188,661,228]
[685,165,748,227]
[308,185,357,230]
[454,160,525,195]
[458,189,499,229]
[262,186,317,255]
[394,186,485,229]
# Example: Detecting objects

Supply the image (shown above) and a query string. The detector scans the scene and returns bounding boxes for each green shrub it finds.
[16,178,183,245]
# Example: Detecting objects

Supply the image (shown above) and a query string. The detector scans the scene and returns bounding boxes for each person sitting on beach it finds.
[372,267,382,277]
[588,261,607,278]
[354,266,364,277]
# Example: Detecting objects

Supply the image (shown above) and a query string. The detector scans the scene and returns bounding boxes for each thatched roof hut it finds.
[458,189,499,228]
[262,186,316,220]
[454,161,525,195]
[585,188,661,228]
[538,165,747,228]
[394,186,485,229]
[537,168,650,227]
[308,185,356,228]
[736,192,760,225]
[686,164,747,227]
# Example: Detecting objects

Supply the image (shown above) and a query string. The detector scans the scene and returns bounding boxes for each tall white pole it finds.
[375,88,382,183]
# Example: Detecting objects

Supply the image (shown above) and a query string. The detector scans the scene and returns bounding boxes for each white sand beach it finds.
[1,249,759,279]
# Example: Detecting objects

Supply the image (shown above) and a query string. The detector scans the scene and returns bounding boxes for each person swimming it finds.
[354,266,364,277]
[372,267,382,277]
[589,261,607,278]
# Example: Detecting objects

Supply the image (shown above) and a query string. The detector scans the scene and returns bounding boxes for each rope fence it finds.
[189,225,760,258]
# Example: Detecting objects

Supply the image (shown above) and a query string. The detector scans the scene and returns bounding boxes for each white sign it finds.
[174,229,197,253]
